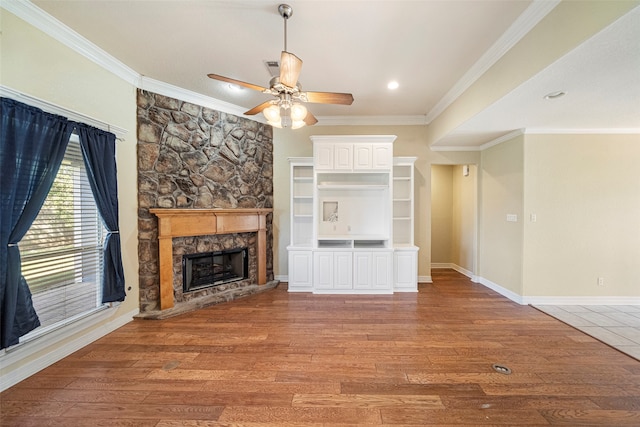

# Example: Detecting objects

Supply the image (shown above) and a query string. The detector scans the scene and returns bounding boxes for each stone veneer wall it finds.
[136,90,274,313]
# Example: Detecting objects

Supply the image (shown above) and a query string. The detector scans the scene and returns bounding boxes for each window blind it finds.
[20,134,105,328]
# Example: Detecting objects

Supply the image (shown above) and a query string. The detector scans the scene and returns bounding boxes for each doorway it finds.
[430,164,477,278]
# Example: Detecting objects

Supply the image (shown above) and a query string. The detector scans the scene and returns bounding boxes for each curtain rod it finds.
[1,85,128,139]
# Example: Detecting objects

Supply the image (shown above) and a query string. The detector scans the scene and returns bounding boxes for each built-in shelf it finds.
[317,184,388,190]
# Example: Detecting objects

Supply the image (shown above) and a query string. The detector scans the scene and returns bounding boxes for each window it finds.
[20,134,106,329]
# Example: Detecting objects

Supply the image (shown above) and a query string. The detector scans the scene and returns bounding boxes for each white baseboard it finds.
[1,308,137,392]
[473,277,640,306]
[430,263,452,269]
[523,296,640,305]
[477,277,526,305]
[418,275,432,283]
[274,274,288,282]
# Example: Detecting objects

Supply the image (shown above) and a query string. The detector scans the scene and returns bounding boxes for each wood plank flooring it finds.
[2,269,640,426]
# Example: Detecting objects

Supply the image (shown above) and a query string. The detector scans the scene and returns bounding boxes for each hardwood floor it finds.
[2,269,640,426]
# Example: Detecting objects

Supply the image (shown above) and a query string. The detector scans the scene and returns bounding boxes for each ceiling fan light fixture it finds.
[292,120,306,129]
[290,103,308,121]
[207,3,353,130]
[263,104,281,123]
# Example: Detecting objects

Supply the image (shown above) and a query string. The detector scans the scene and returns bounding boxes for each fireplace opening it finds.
[182,247,248,292]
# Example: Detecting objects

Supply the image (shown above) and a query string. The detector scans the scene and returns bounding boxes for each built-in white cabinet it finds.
[288,250,313,291]
[394,249,418,291]
[288,136,417,294]
[313,136,393,171]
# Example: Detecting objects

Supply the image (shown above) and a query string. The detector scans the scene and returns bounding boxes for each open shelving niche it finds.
[315,171,391,249]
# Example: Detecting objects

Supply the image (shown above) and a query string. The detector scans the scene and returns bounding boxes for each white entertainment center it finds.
[287,135,418,293]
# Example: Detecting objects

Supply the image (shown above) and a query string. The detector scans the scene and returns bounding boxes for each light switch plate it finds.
[506,214,518,222]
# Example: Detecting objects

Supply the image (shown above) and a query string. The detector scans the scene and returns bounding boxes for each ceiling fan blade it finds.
[207,73,267,92]
[304,91,354,105]
[304,111,318,126]
[244,101,273,116]
[280,51,302,88]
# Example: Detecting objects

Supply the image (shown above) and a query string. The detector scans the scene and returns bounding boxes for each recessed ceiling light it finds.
[387,81,399,90]
[544,90,566,100]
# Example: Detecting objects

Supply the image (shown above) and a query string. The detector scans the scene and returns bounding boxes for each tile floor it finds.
[535,305,640,361]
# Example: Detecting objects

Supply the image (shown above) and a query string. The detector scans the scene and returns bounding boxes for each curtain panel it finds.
[1,98,73,348]
[0,97,125,349]
[77,124,126,303]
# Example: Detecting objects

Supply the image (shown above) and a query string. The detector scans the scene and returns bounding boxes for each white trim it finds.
[430,129,525,152]
[418,275,432,283]
[431,263,454,269]
[452,264,474,279]
[0,308,138,392]
[479,129,526,150]
[477,277,526,305]
[432,263,476,280]
[1,85,128,138]
[525,128,640,135]
[525,296,640,306]
[431,127,640,152]
[429,145,482,152]
[274,274,288,282]
[425,0,560,124]
[316,115,428,126]
[139,77,252,120]
[1,0,139,87]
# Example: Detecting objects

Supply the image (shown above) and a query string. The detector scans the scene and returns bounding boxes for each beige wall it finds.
[272,125,480,280]
[431,165,453,263]
[479,135,525,294]
[452,164,477,273]
[522,134,640,297]
[1,10,138,381]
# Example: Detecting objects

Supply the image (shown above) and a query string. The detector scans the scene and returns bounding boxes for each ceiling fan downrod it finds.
[278,4,293,52]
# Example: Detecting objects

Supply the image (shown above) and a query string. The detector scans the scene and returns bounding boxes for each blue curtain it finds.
[77,124,126,303]
[0,98,73,349]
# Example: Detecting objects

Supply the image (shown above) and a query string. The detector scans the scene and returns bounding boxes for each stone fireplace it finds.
[136,90,275,316]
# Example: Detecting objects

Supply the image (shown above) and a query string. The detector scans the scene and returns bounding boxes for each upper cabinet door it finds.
[315,143,334,170]
[333,143,353,170]
[353,144,373,170]
[371,143,392,170]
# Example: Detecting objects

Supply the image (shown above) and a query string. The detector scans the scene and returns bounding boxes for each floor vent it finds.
[492,364,512,375]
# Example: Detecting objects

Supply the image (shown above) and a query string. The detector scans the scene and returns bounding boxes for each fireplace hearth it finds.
[183,248,248,292]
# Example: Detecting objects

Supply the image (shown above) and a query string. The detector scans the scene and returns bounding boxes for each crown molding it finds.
[525,128,640,135]
[2,0,140,86]
[315,115,428,126]
[424,0,561,124]
[139,77,253,120]
[430,129,525,152]
[429,145,482,152]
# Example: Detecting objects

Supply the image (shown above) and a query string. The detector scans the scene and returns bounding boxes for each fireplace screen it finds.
[182,248,248,292]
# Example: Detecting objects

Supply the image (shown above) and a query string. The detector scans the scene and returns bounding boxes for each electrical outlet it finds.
[506,214,518,222]
[597,277,604,286]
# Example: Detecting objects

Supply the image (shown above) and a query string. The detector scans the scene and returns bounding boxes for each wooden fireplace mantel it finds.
[150,208,273,310]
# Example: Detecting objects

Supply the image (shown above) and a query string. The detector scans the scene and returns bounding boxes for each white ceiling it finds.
[26,1,640,148]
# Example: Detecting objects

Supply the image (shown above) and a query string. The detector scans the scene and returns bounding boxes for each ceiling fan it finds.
[207,4,354,129]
